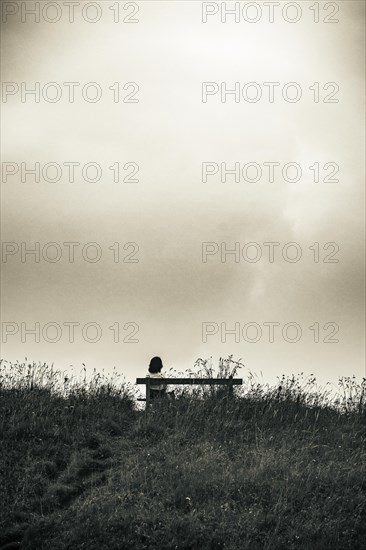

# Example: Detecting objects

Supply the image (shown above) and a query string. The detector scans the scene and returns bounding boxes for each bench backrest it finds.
[136,377,243,385]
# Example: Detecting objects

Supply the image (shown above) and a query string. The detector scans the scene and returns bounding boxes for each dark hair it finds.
[149,356,163,374]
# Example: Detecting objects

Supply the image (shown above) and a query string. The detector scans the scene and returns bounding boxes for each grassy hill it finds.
[0,360,365,549]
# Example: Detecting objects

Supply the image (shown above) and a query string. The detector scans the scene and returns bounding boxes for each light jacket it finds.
[146,372,164,390]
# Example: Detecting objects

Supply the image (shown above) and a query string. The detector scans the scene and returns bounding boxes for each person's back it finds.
[146,356,166,399]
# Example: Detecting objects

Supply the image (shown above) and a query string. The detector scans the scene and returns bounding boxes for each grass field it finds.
[0,359,365,549]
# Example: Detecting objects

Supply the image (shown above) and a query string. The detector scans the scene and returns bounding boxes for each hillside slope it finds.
[1,366,365,549]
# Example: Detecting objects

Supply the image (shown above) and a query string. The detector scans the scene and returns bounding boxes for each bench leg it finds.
[145,379,151,421]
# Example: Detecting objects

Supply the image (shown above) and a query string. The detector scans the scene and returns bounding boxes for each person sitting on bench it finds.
[146,356,167,399]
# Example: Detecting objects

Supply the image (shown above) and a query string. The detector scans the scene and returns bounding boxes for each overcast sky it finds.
[1,1,365,388]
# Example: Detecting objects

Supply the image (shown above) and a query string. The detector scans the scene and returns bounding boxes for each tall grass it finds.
[0,358,365,550]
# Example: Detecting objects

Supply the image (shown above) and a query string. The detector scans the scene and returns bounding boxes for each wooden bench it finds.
[136,377,243,413]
